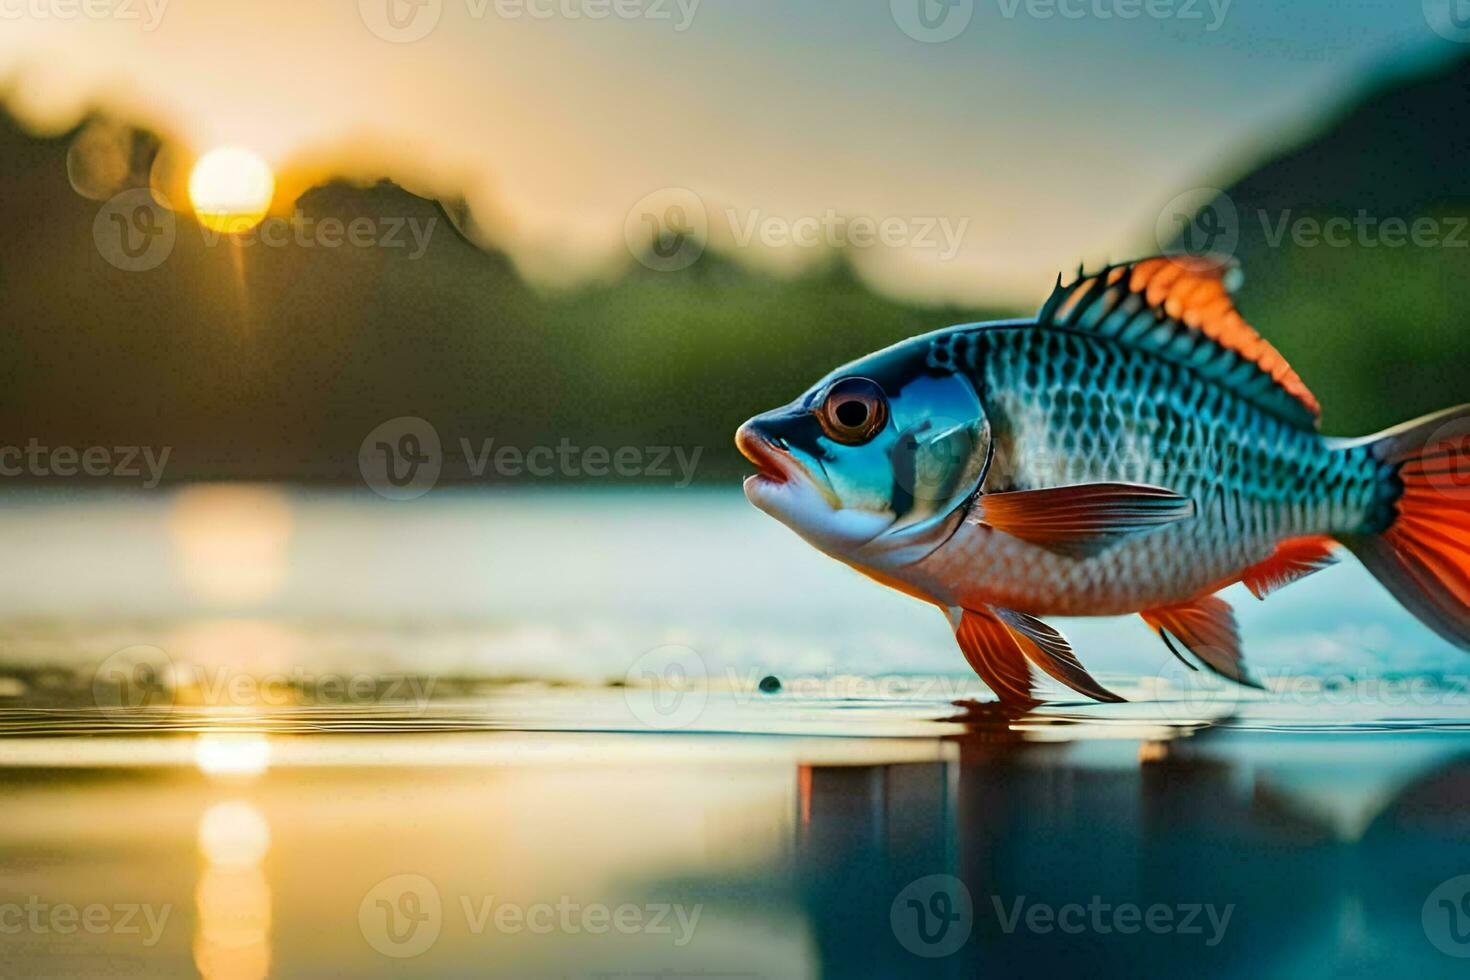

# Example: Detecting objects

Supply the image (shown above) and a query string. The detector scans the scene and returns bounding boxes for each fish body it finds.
[737,256,1470,703]
[901,322,1383,616]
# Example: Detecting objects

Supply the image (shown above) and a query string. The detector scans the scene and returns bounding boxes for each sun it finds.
[188,147,275,234]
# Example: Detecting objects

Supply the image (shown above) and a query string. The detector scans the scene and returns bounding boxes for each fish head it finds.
[736,332,990,560]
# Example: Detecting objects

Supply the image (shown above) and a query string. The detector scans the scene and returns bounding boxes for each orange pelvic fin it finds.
[971,482,1194,559]
[1240,535,1340,600]
[1140,595,1262,688]
[952,608,1037,706]
[993,608,1125,702]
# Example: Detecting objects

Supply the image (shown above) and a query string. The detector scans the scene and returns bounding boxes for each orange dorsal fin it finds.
[1038,255,1321,429]
[1240,535,1340,600]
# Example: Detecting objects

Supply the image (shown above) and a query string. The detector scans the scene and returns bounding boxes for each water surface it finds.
[3,487,1469,978]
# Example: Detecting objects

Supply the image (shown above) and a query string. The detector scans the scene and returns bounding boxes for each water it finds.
[3,486,1470,977]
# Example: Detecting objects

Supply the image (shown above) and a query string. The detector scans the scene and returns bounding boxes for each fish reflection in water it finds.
[782,726,1470,978]
[1,699,1470,977]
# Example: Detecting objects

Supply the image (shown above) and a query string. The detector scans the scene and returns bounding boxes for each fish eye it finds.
[816,377,889,445]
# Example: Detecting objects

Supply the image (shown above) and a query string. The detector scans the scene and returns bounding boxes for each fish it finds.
[735,254,1470,705]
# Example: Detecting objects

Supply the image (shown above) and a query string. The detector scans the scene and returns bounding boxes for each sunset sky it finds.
[0,1,1458,303]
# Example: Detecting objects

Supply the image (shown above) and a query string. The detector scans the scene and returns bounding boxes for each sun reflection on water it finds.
[169,486,292,606]
[194,794,273,980]
[198,801,271,867]
[194,734,271,776]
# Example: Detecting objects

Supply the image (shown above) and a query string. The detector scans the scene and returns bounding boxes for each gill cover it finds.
[867,371,991,539]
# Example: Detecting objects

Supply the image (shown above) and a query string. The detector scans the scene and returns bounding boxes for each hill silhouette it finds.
[2,49,1469,485]
[1180,52,1470,435]
[0,112,997,483]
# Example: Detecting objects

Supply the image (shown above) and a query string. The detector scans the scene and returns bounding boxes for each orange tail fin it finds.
[1341,405,1470,649]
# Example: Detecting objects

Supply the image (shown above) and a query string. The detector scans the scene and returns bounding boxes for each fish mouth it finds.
[735,421,792,486]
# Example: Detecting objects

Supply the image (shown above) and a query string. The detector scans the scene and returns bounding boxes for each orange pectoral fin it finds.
[973,482,1194,559]
[1240,535,1339,600]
